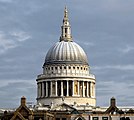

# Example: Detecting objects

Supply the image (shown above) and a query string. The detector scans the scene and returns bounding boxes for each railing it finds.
[37,73,95,79]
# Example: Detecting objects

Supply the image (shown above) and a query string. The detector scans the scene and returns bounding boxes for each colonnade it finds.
[37,80,95,98]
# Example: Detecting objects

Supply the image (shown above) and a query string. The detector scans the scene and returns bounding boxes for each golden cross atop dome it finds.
[64,6,68,20]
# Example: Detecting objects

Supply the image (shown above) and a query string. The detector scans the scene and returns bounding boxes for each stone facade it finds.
[2,97,134,120]
[36,7,96,107]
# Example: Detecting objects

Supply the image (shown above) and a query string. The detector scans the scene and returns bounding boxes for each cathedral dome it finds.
[37,7,96,107]
[45,41,88,65]
[44,7,88,65]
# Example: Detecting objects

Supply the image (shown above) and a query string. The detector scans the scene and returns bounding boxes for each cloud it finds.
[0,31,31,54]
[0,0,134,108]
[0,0,13,3]
[84,42,94,46]
[96,81,134,106]
[0,31,16,54]
[0,79,36,108]
[119,45,134,53]
[10,31,31,42]
[93,64,134,71]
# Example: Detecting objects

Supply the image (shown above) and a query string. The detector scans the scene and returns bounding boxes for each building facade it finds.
[2,97,54,120]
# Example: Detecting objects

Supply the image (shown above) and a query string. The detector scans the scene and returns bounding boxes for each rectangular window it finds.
[93,117,99,120]
[120,117,130,120]
[102,117,108,120]
[56,118,60,120]
[62,118,66,120]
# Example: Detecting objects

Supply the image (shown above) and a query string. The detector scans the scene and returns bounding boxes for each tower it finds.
[36,7,96,107]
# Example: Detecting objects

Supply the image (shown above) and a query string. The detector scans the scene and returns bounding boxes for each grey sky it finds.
[0,0,134,108]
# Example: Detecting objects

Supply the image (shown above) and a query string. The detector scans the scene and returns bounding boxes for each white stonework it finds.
[36,7,96,108]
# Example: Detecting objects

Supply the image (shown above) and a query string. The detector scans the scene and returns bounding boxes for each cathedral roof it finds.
[44,7,88,65]
[45,41,88,65]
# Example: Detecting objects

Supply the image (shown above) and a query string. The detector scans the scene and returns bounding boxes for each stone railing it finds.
[37,73,95,79]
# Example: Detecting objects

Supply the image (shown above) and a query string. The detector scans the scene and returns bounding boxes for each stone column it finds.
[83,81,85,97]
[92,83,95,98]
[78,81,80,96]
[90,82,92,97]
[66,81,69,96]
[72,81,74,96]
[40,83,42,98]
[55,81,57,96]
[38,83,41,98]
[46,81,48,97]
[50,81,53,96]
[61,81,63,96]
[94,83,96,97]
[37,83,39,98]
[88,82,91,97]
[86,81,89,97]
[38,83,40,98]
[42,82,44,97]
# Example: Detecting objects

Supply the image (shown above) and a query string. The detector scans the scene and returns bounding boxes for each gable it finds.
[19,107,29,116]
[16,105,32,115]
[15,116,23,120]
[10,112,26,120]
[52,103,76,111]
[105,106,119,114]
[11,105,32,120]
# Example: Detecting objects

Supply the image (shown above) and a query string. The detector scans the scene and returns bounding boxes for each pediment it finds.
[52,103,76,111]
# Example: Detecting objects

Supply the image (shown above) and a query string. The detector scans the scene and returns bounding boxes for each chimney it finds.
[21,96,26,106]
[110,97,116,107]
